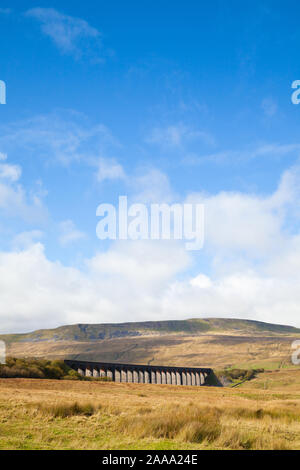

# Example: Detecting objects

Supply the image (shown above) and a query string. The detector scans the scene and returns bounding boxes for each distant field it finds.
[238,368,300,392]
[0,372,299,450]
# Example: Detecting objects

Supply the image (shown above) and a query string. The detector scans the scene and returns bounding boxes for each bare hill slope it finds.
[1,318,299,370]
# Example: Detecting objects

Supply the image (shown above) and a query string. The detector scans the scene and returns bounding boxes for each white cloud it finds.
[1,165,300,333]
[190,274,212,289]
[96,158,125,182]
[0,154,21,182]
[0,241,190,333]
[59,220,86,245]
[194,191,282,257]
[87,241,189,289]
[25,8,103,60]
[164,271,300,327]
[0,155,46,223]
[130,168,176,204]
[12,230,44,250]
[184,166,300,267]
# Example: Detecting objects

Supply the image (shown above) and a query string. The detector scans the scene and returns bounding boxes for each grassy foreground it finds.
[0,371,300,450]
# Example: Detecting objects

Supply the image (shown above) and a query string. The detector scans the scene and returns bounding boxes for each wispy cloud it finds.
[183,143,300,166]
[0,110,118,166]
[25,8,104,61]
[0,153,21,182]
[58,219,86,246]
[146,123,215,148]
[130,168,176,204]
[12,230,44,250]
[96,158,125,183]
[0,154,47,223]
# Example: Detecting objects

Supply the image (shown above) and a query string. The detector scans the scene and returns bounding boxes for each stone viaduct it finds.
[65,359,213,386]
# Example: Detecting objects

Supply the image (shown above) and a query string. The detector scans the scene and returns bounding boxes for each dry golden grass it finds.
[36,401,98,418]
[0,373,299,450]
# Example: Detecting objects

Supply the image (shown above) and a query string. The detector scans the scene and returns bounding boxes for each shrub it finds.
[0,357,73,380]
[44,365,65,380]
[0,357,113,381]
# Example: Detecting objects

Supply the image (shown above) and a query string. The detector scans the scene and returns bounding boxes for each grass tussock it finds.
[35,402,98,418]
[117,404,222,443]
[217,427,290,450]
[115,401,299,449]
[230,406,300,423]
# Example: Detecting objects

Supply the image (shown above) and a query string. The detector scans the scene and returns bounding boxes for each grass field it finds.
[0,370,300,450]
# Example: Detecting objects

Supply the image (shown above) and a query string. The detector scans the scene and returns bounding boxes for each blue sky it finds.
[1,1,300,332]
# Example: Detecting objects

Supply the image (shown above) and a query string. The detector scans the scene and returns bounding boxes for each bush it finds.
[0,357,76,380]
[44,365,64,380]
[216,368,264,384]
[62,375,80,381]
[0,357,113,381]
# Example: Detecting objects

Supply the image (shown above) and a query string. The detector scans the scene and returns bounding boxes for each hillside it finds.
[1,317,299,344]
[1,317,300,371]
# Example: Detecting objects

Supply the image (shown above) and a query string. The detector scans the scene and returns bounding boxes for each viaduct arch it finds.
[64,359,213,386]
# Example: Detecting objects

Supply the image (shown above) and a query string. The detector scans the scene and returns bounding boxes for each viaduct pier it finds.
[65,359,213,386]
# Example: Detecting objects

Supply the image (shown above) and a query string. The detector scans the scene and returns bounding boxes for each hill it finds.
[1,317,299,343]
[1,318,300,370]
